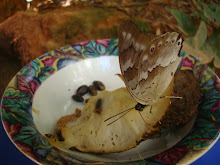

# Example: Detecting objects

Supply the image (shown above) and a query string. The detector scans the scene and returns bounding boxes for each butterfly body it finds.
[135,103,147,111]
[119,20,183,107]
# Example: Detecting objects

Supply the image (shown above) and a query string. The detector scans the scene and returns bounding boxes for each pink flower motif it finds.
[181,57,194,70]
[3,121,23,138]
[152,146,188,164]
[15,141,39,162]
[72,40,90,46]
[41,57,57,67]
[210,100,220,113]
[96,39,110,47]
[214,75,220,92]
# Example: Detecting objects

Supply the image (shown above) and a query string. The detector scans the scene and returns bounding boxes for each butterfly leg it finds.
[160,96,182,99]
[150,105,152,114]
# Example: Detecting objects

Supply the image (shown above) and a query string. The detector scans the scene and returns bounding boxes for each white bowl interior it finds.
[32,56,195,162]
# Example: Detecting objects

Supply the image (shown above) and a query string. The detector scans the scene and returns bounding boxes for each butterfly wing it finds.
[118,20,155,99]
[136,32,183,105]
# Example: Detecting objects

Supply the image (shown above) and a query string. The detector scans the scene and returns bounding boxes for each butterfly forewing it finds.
[118,20,155,96]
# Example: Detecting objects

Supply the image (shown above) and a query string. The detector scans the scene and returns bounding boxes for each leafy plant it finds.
[169,1,220,69]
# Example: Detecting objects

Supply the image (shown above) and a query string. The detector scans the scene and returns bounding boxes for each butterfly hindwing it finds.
[136,32,183,105]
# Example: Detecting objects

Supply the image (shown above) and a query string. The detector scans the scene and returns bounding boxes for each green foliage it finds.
[194,21,207,49]
[53,16,86,45]
[135,20,149,33]
[196,1,220,24]
[169,2,220,68]
[215,6,220,24]
[96,25,118,39]
[52,7,116,46]
[203,3,215,21]
[168,8,197,36]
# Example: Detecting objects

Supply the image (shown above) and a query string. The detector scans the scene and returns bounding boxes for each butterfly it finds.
[105,20,183,125]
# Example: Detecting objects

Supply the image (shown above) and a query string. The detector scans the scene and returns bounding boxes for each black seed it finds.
[76,85,89,96]
[93,81,105,91]
[72,94,84,102]
[88,85,98,96]
[56,130,64,141]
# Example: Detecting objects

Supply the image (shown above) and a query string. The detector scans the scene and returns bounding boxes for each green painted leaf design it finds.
[36,66,55,82]
[107,39,118,55]
[20,59,41,77]
[13,126,50,148]
[168,8,197,36]
[82,41,107,58]
[178,117,218,149]
[200,87,220,112]
[1,89,33,125]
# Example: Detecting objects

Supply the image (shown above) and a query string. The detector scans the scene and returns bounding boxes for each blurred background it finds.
[0,0,219,97]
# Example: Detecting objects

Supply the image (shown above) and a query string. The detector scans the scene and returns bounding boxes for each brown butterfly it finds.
[105,20,183,125]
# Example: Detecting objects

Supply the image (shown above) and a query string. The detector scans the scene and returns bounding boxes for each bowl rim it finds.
[1,38,220,165]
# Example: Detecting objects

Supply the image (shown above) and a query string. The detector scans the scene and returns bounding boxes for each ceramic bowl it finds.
[1,39,220,165]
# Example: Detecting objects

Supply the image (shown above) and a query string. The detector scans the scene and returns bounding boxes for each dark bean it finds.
[93,81,105,91]
[76,85,89,96]
[94,98,102,114]
[56,130,64,141]
[72,94,84,102]
[45,134,52,138]
[88,85,98,96]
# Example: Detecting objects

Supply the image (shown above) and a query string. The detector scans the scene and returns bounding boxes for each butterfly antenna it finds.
[106,108,133,126]
[104,107,134,122]
[160,96,182,99]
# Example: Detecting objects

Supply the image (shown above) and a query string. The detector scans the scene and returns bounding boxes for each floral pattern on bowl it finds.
[1,39,220,165]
